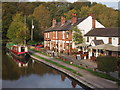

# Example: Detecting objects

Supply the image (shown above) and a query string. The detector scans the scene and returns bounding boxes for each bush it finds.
[96,56,118,73]
[27,40,38,45]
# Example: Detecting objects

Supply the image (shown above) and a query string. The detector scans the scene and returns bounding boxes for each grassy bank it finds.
[29,48,120,85]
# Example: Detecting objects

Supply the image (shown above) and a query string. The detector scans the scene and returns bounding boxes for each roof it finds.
[89,44,120,51]
[85,27,120,37]
[92,40,104,45]
[44,17,88,32]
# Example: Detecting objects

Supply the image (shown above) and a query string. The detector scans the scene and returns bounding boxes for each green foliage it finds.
[33,5,51,29]
[7,13,30,45]
[71,26,83,44]
[96,56,118,73]
[79,6,90,17]
[27,40,38,45]
[90,4,119,27]
[33,5,52,40]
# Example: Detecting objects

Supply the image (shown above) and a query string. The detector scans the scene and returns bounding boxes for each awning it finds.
[89,44,120,51]
[75,43,89,48]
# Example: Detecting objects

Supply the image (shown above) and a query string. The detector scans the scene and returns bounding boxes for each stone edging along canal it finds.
[30,55,97,89]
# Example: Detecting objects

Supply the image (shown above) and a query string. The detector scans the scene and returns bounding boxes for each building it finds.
[84,27,120,59]
[44,14,104,53]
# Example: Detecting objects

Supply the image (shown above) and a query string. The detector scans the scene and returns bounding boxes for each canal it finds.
[2,43,88,89]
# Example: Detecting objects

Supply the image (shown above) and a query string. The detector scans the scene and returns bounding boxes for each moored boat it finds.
[6,43,31,64]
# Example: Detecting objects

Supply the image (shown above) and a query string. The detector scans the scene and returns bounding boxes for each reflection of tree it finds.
[52,70,58,75]
[31,61,55,76]
[2,53,21,80]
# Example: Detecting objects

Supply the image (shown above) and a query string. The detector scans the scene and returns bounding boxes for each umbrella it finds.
[89,44,120,51]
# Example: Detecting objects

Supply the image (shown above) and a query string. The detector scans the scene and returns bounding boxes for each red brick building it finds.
[44,14,104,53]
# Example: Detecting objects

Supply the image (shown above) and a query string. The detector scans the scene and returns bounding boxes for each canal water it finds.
[2,43,88,89]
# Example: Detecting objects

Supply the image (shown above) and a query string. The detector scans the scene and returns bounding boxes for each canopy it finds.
[75,43,89,48]
[89,44,120,51]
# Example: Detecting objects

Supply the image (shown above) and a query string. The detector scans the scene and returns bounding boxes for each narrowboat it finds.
[6,43,31,64]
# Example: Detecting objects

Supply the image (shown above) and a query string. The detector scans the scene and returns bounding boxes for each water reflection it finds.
[2,44,88,88]
[61,74,66,81]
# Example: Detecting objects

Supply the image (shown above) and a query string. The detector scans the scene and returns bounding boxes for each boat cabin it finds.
[12,45,28,53]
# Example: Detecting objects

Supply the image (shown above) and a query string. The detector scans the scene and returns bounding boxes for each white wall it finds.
[77,16,105,36]
[85,36,119,46]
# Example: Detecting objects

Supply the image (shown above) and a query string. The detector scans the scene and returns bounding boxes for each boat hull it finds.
[9,49,31,64]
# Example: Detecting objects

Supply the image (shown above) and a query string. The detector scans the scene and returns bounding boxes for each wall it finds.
[85,36,119,46]
[77,16,105,36]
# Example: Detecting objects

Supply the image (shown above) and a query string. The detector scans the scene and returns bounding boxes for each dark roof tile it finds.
[44,17,87,32]
[85,27,120,37]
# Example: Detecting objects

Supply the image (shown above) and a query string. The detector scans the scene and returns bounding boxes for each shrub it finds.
[96,56,118,73]
[27,40,38,45]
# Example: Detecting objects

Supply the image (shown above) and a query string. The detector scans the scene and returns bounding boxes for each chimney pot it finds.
[52,18,56,27]
[61,16,66,26]
[71,13,77,25]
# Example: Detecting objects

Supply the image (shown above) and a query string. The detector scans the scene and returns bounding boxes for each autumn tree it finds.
[7,13,30,45]
[71,26,83,44]
[79,6,90,17]
[64,9,77,20]
[33,5,51,40]
[90,4,118,27]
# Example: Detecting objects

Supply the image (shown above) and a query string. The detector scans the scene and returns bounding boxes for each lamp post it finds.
[31,19,34,40]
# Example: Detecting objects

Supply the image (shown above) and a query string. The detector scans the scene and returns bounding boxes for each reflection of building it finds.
[71,80,76,88]
[44,14,104,53]
[84,27,120,59]
[61,74,66,81]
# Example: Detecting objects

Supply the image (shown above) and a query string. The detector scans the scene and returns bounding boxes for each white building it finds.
[84,27,120,59]
[72,14,105,48]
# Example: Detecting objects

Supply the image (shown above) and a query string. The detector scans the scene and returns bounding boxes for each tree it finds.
[71,26,83,44]
[90,3,118,27]
[96,56,118,74]
[33,5,51,40]
[2,2,18,39]
[7,13,30,45]
[64,9,77,20]
[79,6,90,17]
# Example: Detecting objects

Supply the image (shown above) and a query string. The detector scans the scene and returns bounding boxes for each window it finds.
[48,32,50,39]
[66,31,69,38]
[94,37,96,40]
[118,38,120,45]
[109,37,112,44]
[87,37,89,42]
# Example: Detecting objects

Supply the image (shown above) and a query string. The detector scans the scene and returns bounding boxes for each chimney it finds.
[52,18,56,27]
[61,16,66,26]
[91,14,96,29]
[71,13,77,25]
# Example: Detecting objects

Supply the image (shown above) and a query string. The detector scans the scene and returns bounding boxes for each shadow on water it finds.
[2,42,91,89]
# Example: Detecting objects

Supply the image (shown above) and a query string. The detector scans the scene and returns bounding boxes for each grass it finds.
[30,52,82,76]
[29,48,120,85]
[55,57,120,85]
